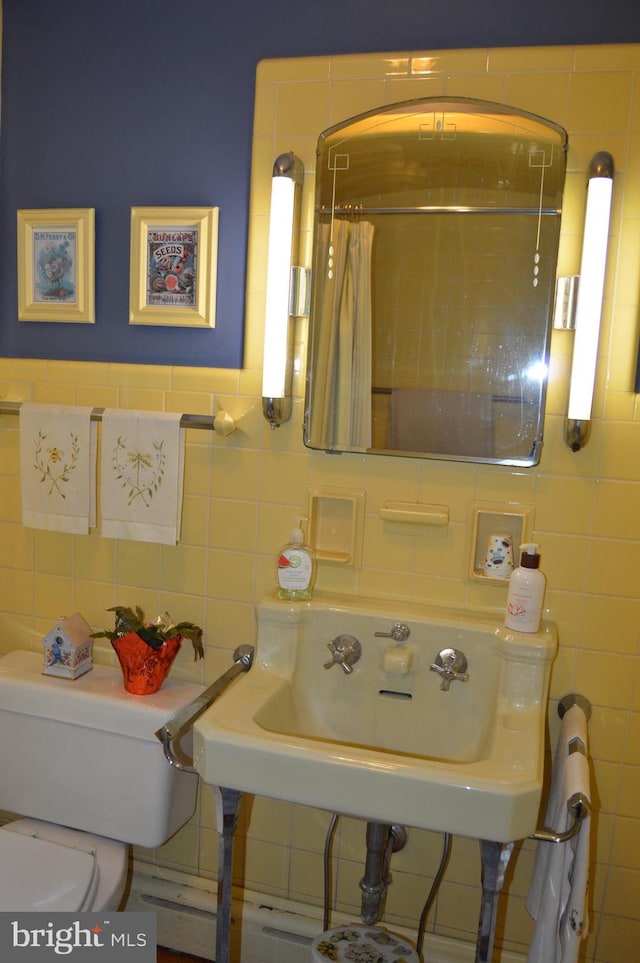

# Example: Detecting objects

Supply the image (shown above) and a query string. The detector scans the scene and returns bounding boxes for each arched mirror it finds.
[303,98,567,466]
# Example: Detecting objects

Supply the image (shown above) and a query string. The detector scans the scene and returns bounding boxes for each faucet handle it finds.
[323,634,362,674]
[374,622,411,643]
[430,647,469,691]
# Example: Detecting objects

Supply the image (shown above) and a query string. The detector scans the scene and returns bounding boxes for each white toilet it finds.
[0,650,204,912]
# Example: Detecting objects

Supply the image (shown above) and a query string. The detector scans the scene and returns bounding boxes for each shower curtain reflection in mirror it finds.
[308,218,375,450]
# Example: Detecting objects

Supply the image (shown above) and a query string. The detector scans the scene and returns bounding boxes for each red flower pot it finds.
[112,631,182,695]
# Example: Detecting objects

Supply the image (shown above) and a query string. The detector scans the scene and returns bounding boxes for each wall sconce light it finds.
[262,151,304,428]
[564,151,614,452]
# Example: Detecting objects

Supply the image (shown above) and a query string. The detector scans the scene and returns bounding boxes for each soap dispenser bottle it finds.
[276,516,316,601]
[505,543,546,633]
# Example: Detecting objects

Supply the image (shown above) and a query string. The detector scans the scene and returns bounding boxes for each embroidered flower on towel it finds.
[111,435,166,508]
[33,429,80,498]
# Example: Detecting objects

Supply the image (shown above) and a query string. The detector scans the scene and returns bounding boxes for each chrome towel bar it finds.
[0,400,236,435]
[155,644,254,773]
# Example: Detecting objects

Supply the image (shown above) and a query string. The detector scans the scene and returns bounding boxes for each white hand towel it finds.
[19,403,97,534]
[100,409,185,545]
[526,704,591,963]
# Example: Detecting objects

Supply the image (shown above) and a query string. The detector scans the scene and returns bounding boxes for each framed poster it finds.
[129,206,218,327]
[17,208,95,323]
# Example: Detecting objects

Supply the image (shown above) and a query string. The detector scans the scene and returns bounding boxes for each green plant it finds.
[92,605,204,661]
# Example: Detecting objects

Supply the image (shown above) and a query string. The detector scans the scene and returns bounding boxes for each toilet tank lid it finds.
[0,651,205,741]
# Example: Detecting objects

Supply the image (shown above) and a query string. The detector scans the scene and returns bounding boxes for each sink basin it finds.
[194,592,557,841]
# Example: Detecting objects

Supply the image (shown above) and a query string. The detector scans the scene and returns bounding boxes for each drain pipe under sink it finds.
[360,822,408,924]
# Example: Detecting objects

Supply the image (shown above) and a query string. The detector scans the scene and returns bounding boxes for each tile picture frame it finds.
[17,208,95,323]
[129,206,218,327]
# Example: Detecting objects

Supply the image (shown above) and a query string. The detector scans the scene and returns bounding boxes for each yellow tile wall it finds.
[1,42,640,962]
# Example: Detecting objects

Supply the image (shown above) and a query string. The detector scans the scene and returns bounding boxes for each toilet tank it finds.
[0,651,204,848]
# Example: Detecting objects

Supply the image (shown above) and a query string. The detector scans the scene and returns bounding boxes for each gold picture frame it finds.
[17,208,95,323]
[129,206,218,327]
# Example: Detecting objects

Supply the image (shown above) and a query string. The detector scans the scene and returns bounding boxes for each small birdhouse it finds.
[42,613,94,680]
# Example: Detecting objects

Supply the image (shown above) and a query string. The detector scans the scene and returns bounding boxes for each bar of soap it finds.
[382,645,412,674]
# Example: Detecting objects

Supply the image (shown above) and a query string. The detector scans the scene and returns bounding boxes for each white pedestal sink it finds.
[194,591,557,843]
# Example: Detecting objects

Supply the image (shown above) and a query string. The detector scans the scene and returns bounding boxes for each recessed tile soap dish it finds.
[306,487,365,566]
[469,503,534,583]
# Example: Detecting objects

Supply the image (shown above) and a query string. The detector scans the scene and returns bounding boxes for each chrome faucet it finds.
[430,648,469,691]
[374,622,411,642]
[323,634,362,674]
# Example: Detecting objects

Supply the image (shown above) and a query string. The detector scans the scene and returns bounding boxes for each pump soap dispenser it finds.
[504,543,546,633]
[276,516,316,601]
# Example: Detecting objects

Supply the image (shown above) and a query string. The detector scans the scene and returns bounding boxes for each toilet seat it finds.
[0,818,128,912]
[0,830,98,911]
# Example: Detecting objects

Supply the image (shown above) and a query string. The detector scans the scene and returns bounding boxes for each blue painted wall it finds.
[2,0,640,368]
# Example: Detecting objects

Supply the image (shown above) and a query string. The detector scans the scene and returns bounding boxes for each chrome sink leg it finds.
[213,786,243,963]
[476,839,514,963]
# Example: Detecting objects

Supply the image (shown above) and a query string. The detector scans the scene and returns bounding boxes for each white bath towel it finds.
[526,704,591,963]
[19,403,97,534]
[99,409,185,545]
